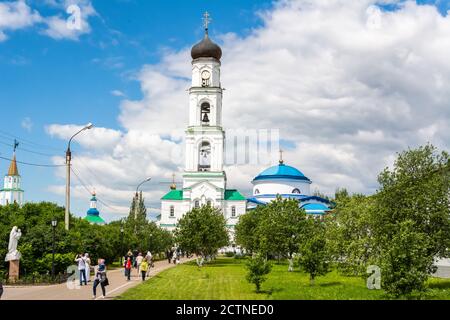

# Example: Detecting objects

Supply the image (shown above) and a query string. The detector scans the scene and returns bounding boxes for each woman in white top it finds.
[84,253,91,282]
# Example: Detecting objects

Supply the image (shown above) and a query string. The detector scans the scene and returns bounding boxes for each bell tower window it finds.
[200,103,210,126]
[198,141,211,171]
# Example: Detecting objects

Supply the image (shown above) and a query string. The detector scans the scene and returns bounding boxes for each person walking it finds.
[139,259,149,281]
[124,256,132,281]
[75,253,87,286]
[145,251,153,276]
[92,259,108,299]
[136,252,144,276]
[166,249,171,264]
[172,250,177,265]
[84,253,91,283]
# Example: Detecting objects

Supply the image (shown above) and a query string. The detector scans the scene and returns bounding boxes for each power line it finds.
[0,139,57,157]
[0,155,65,168]
[70,166,161,213]
[70,166,127,213]
[0,129,61,152]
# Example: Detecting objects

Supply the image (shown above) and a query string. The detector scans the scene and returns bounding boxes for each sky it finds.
[0,0,449,222]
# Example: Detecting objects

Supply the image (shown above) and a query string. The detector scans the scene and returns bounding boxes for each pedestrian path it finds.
[2,257,194,300]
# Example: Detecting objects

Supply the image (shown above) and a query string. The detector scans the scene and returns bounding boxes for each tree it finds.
[174,205,229,267]
[245,253,272,293]
[372,144,450,296]
[127,191,147,235]
[257,197,307,269]
[298,218,331,285]
[235,207,264,254]
[326,194,375,276]
[379,220,431,297]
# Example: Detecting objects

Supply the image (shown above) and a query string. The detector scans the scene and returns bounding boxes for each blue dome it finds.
[87,208,100,216]
[253,163,311,182]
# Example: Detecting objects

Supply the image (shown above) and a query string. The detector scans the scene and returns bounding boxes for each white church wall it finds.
[253,179,311,196]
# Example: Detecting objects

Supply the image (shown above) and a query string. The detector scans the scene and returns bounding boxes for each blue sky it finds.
[0,0,449,221]
[0,0,275,217]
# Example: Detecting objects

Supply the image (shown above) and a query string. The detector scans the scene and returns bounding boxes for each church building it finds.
[247,152,332,215]
[84,192,106,225]
[158,13,247,237]
[0,144,24,206]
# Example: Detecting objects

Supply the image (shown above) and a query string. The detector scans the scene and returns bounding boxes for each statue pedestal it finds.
[8,260,20,283]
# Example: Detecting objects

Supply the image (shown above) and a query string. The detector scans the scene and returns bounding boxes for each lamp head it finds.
[85,122,94,130]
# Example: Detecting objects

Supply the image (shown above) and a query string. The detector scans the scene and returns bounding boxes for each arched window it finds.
[206,200,212,207]
[170,206,175,217]
[200,102,210,126]
[194,200,200,208]
[254,189,260,195]
[292,188,301,194]
[198,141,211,171]
[231,206,236,217]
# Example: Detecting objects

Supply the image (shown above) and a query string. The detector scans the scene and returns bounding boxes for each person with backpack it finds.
[92,259,108,299]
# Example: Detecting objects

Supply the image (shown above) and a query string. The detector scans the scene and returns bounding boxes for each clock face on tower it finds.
[201,70,211,80]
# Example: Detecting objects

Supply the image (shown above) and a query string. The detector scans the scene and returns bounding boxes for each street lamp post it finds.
[134,177,152,220]
[51,219,57,279]
[120,225,124,266]
[65,123,94,230]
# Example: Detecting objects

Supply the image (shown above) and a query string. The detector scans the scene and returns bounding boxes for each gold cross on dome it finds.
[203,11,212,30]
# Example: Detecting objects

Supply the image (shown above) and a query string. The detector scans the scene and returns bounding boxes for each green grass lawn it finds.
[117,257,450,300]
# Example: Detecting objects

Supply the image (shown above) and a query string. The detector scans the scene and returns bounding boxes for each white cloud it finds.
[47,0,450,219]
[0,0,96,42]
[40,0,96,40]
[0,0,42,41]
[111,90,126,97]
[21,117,33,132]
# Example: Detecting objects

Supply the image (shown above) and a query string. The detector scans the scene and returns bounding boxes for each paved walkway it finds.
[2,257,193,300]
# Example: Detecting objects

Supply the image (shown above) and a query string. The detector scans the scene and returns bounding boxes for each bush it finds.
[245,254,272,293]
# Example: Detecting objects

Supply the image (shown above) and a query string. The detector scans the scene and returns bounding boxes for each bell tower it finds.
[183,12,226,194]
[0,140,24,206]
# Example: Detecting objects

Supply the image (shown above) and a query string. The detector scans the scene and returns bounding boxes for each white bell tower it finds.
[0,141,24,206]
[183,12,226,199]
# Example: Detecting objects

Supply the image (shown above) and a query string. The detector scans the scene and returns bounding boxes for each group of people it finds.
[75,253,108,299]
[166,248,183,264]
[123,250,154,281]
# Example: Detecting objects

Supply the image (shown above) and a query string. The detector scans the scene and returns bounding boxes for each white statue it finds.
[5,226,22,262]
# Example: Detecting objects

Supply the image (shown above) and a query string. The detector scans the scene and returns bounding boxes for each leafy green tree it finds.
[235,207,264,254]
[245,253,272,293]
[257,197,307,267]
[174,205,229,267]
[379,220,431,297]
[372,144,450,296]
[326,194,375,276]
[298,218,331,285]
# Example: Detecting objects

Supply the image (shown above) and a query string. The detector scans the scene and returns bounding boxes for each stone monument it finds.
[5,226,22,282]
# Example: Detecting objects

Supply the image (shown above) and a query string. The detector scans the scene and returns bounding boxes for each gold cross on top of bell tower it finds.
[203,11,212,30]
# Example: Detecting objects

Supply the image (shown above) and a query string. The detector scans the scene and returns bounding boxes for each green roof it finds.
[161,190,184,200]
[224,189,246,201]
[85,215,106,224]
[161,189,246,201]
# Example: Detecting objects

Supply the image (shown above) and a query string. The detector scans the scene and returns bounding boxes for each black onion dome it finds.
[191,31,222,61]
